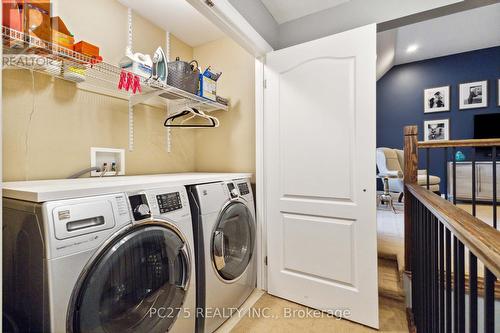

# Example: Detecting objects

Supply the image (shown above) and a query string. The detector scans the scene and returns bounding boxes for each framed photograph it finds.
[424,119,450,141]
[459,80,488,109]
[424,86,450,113]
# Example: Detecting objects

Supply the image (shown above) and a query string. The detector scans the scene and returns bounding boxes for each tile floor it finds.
[225,257,407,332]
[229,293,408,333]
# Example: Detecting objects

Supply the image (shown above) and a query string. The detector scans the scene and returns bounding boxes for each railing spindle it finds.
[483,268,496,333]
[439,222,445,333]
[457,241,465,333]
[453,236,458,332]
[445,228,452,333]
[433,215,440,332]
[425,208,430,332]
[469,252,478,333]
[452,147,457,205]
[493,146,497,229]
[472,148,476,217]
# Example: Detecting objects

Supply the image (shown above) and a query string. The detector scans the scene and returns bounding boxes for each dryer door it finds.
[212,202,255,281]
[69,223,191,333]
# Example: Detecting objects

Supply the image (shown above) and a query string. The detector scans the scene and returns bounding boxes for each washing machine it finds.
[3,185,196,333]
[188,178,257,333]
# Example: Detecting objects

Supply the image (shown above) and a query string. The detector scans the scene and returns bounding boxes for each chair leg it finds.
[398,192,404,203]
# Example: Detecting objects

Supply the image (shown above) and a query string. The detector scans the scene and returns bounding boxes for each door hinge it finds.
[264,256,268,266]
[263,79,267,89]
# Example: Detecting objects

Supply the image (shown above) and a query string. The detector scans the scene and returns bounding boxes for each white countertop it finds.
[2,173,253,202]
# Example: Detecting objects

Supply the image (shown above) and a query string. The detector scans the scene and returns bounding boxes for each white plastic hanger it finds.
[164,107,220,128]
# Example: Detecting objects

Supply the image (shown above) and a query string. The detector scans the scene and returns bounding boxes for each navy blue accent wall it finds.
[377,46,500,194]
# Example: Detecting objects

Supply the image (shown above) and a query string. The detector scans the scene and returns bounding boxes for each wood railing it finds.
[403,125,500,333]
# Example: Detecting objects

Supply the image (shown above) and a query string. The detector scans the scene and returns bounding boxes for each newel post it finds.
[404,125,418,272]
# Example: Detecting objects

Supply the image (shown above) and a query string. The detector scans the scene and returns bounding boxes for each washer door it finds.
[69,224,190,333]
[212,202,255,281]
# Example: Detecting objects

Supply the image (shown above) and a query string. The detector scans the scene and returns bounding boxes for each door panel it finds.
[280,57,355,200]
[283,214,355,285]
[265,24,378,328]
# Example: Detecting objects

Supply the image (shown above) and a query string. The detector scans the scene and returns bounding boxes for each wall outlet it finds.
[90,147,125,177]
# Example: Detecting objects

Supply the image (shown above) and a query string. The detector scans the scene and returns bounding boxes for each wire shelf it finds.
[2,26,228,112]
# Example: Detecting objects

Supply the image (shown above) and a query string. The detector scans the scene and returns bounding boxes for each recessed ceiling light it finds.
[406,44,419,53]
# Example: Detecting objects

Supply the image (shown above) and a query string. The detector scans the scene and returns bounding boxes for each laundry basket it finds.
[167,58,200,94]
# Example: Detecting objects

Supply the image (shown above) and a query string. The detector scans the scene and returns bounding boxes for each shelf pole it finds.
[127,8,134,151]
[166,31,172,153]
[128,100,134,151]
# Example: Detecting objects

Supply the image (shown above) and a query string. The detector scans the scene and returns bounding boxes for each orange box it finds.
[50,16,74,49]
[74,41,99,57]
[25,5,51,40]
[24,0,51,13]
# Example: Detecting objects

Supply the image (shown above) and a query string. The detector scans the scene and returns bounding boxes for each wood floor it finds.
[230,258,408,333]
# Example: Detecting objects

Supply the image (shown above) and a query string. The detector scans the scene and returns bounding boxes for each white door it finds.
[264,24,379,328]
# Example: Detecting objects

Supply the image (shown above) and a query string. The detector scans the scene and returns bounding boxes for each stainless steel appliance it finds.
[3,185,196,333]
[188,178,256,333]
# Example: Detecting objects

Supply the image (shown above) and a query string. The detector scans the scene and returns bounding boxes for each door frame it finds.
[255,56,267,290]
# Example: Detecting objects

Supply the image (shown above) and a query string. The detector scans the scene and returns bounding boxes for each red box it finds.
[74,41,100,58]
[2,0,24,31]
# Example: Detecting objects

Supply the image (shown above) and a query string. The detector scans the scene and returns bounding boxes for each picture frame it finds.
[424,119,450,141]
[424,85,450,113]
[459,80,488,109]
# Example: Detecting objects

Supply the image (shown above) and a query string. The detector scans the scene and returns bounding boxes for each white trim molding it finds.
[255,57,267,290]
[185,0,273,56]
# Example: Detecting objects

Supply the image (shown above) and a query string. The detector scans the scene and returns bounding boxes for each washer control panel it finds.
[128,194,151,221]
[156,192,182,214]
[145,186,190,218]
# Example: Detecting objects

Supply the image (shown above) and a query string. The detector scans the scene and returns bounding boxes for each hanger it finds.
[164,107,220,128]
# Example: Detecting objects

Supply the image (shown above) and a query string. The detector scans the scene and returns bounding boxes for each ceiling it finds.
[229,0,464,49]
[391,2,500,65]
[376,2,500,78]
[260,0,350,24]
[118,0,224,47]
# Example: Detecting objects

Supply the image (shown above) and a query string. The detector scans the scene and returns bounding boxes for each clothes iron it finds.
[152,47,168,86]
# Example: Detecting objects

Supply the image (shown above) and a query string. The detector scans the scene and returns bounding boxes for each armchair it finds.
[376,147,441,201]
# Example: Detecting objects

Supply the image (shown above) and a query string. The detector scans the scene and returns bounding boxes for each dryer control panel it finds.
[229,179,253,201]
[237,182,250,195]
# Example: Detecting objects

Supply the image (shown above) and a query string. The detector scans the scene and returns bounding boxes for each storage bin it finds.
[167,58,199,94]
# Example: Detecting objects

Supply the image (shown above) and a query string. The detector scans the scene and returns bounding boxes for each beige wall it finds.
[3,1,197,181]
[193,38,256,179]
[3,1,255,182]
